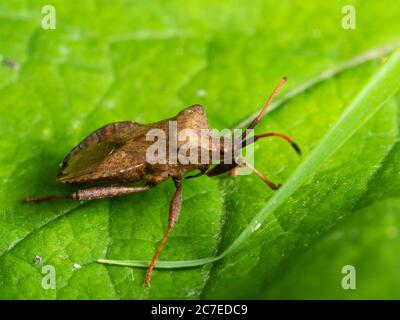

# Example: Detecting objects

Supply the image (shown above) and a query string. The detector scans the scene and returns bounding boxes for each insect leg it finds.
[144,178,183,286]
[200,160,279,190]
[229,162,246,177]
[186,164,238,179]
[204,163,238,177]
[243,132,301,155]
[23,194,77,202]
[185,167,208,179]
[242,160,281,190]
[23,184,153,203]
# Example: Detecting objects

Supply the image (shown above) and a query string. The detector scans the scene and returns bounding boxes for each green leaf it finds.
[1,0,400,299]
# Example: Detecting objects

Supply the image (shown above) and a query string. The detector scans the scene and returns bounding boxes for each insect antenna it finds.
[242,132,301,155]
[241,77,287,143]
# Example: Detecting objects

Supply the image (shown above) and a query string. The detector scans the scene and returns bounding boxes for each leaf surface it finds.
[0,0,400,299]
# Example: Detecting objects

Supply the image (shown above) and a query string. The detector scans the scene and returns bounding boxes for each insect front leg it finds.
[203,160,280,190]
[144,178,183,286]
[23,184,153,203]
[240,160,281,190]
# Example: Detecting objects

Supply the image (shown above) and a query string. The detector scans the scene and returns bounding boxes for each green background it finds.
[0,0,400,299]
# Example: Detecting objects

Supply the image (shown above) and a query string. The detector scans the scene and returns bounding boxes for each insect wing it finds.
[58,121,147,183]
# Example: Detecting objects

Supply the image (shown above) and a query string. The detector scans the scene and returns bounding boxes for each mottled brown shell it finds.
[57,105,212,185]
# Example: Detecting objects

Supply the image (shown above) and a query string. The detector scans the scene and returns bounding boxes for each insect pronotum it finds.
[24,77,300,285]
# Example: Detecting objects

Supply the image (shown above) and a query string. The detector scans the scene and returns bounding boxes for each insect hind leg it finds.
[23,184,153,203]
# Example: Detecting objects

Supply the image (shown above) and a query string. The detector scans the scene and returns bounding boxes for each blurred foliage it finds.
[0,0,399,299]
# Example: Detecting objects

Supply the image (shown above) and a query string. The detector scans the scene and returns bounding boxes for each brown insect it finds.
[23,77,300,285]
